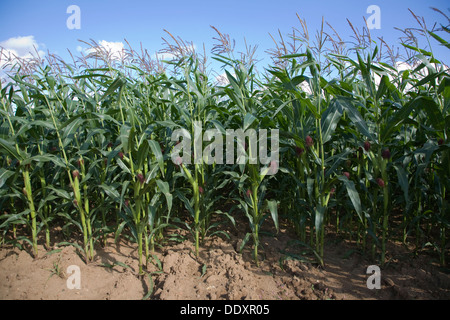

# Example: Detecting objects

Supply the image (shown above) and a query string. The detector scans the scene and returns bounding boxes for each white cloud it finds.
[97,40,125,60]
[152,51,176,62]
[214,69,238,86]
[152,43,197,62]
[371,61,413,88]
[0,35,45,84]
[372,61,447,93]
[78,40,126,62]
[0,35,45,67]
[215,71,229,86]
[395,61,412,72]
[299,80,312,94]
[0,35,42,57]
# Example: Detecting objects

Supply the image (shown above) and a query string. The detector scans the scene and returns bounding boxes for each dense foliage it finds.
[1,14,449,274]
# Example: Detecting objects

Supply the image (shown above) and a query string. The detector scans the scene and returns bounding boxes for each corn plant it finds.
[0,9,448,271]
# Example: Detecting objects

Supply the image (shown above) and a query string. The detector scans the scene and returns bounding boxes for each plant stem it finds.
[440,185,446,267]
[193,180,200,257]
[73,175,89,262]
[23,168,38,257]
[253,223,259,266]
[252,184,259,265]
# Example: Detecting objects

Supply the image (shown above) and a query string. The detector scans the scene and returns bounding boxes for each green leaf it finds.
[142,274,154,300]
[21,154,66,168]
[357,51,375,98]
[47,186,71,200]
[0,209,30,229]
[428,30,450,49]
[114,221,128,243]
[147,205,157,229]
[136,139,150,170]
[116,158,131,174]
[14,119,55,138]
[201,264,207,278]
[208,119,227,135]
[376,75,389,100]
[45,249,62,256]
[266,200,279,232]
[174,189,194,217]
[413,71,442,88]
[100,77,125,101]
[243,113,257,131]
[156,179,172,216]
[336,97,375,141]
[338,176,362,222]
[225,70,245,111]
[416,97,444,130]
[394,164,410,211]
[155,120,176,128]
[321,101,343,144]
[0,138,23,160]
[279,53,307,59]
[272,99,294,117]
[71,74,110,80]
[307,178,315,202]
[0,168,15,188]
[382,96,434,141]
[325,148,352,178]
[60,116,85,141]
[314,205,325,235]
[401,43,433,57]
[120,125,135,155]
[149,140,164,177]
[56,241,85,254]
[239,232,252,253]
[99,184,121,203]
[216,210,236,227]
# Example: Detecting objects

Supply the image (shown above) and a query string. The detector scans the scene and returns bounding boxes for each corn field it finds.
[0,12,449,276]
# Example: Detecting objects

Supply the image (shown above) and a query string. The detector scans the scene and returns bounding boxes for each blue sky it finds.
[0,0,448,75]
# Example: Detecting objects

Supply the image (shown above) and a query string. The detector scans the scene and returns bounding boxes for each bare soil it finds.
[1,217,449,300]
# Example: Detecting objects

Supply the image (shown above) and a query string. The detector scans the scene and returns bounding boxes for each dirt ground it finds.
[1,217,449,300]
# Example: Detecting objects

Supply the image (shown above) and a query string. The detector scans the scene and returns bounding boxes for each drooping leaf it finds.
[149,140,164,177]
[266,199,279,232]
[321,100,343,144]
[338,176,363,222]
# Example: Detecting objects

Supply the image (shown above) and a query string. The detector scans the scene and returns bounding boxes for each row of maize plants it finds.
[0,17,448,274]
